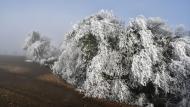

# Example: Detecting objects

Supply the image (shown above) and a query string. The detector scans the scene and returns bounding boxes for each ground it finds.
[0,55,134,107]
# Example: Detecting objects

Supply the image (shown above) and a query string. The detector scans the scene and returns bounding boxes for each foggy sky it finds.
[0,0,190,55]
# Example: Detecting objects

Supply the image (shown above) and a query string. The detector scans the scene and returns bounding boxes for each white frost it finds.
[23,10,190,107]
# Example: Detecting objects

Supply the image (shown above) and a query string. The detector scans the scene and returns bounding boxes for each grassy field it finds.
[0,55,134,107]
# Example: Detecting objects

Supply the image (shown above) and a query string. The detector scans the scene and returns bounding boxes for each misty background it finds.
[0,0,190,56]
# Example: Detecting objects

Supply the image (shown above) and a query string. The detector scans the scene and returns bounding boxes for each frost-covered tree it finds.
[24,10,190,107]
[23,31,59,66]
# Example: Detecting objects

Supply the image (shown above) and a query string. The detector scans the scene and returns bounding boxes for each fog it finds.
[0,0,190,55]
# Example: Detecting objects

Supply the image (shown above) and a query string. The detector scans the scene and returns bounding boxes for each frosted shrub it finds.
[24,10,190,107]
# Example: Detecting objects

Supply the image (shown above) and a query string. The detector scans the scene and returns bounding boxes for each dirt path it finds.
[0,55,134,107]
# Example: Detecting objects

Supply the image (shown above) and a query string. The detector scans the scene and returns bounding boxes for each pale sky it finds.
[0,0,190,55]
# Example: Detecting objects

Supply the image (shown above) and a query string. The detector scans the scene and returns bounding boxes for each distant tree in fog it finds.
[175,24,190,37]
[23,31,59,66]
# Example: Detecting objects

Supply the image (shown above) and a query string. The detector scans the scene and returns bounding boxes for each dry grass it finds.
[0,55,135,107]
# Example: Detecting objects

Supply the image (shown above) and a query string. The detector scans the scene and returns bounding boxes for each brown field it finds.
[0,55,135,107]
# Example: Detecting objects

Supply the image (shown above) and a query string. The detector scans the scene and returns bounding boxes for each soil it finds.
[0,55,135,107]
